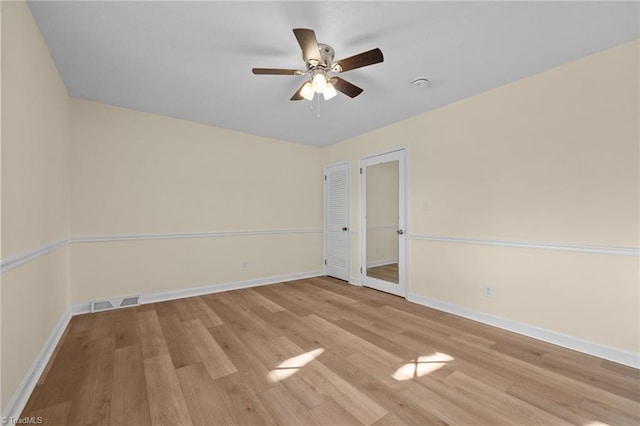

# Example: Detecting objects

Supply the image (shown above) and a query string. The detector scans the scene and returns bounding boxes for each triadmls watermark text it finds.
[1,417,43,425]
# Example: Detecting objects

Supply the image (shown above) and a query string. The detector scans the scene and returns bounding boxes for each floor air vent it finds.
[90,296,140,313]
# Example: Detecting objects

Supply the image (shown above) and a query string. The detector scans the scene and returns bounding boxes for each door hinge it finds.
[324,175,327,181]
[324,259,327,265]
[360,267,363,273]
[359,167,362,174]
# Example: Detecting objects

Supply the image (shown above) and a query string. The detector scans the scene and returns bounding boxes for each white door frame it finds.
[359,148,407,297]
[323,160,350,281]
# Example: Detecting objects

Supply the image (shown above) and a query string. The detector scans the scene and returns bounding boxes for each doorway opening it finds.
[359,149,406,297]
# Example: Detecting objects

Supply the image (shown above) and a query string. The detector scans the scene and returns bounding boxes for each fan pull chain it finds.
[317,94,321,118]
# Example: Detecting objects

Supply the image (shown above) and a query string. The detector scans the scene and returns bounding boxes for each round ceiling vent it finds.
[411,77,430,88]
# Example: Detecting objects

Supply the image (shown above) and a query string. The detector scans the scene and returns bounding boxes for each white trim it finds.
[68,270,324,316]
[7,232,632,275]
[2,308,73,421]
[407,293,640,369]
[139,270,323,304]
[72,228,322,243]
[2,269,323,419]
[0,239,68,273]
[69,302,92,316]
[366,258,398,268]
[0,229,323,274]
[408,234,639,257]
[359,148,408,297]
[361,145,408,161]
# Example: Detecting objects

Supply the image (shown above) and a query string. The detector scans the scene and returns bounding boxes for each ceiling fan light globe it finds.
[312,73,328,93]
[323,82,337,100]
[300,82,315,101]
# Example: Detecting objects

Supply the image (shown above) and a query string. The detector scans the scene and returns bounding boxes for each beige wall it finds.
[1,1,4,411]
[324,40,640,353]
[71,235,320,303]
[0,1,638,412]
[70,99,323,304]
[1,0,70,410]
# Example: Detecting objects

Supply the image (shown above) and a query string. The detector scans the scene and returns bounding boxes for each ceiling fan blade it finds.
[293,28,322,65]
[252,68,303,76]
[333,48,384,73]
[332,77,364,98]
[290,82,307,101]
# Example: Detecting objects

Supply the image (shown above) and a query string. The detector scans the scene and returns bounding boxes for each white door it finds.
[360,149,406,296]
[324,162,350,281]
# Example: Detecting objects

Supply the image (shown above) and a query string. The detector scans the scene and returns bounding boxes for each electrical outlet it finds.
[483,284,493,298]
[241,261,248,271]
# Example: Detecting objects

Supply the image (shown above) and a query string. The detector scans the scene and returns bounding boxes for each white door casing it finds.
[359,149,407,297]
[324,161,350,281]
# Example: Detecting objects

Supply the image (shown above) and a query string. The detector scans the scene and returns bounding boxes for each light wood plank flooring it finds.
[21,277,640,425]
[367,263,399,283]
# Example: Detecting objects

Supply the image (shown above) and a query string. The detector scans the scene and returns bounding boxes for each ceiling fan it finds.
[252,28,383,101]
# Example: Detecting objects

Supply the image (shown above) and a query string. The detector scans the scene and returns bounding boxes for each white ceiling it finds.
[28,1,639,147]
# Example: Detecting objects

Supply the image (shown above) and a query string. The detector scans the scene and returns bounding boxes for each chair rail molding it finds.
[408,234,639,257]
[0,228,323,274]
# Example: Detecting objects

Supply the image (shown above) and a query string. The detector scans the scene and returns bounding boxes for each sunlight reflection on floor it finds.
[267,348,325,382]
[392,352,454,381]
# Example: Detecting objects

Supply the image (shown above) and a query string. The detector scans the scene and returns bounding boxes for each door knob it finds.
[397,229,404,235]
[342,227,348,231]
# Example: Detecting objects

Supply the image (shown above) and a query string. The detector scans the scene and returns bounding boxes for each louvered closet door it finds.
[324,163,350,281]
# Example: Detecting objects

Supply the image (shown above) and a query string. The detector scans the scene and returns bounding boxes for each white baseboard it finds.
[139,270,324,304]
[407,292,640,369]
[366,258,398,268]
[2,309,72,421]
[2,269,323,419]
[69,302,92,316]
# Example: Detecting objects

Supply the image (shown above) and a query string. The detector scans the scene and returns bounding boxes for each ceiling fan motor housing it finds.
[307,43,335,70]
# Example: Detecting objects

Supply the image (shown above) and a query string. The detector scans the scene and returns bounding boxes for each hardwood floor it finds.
[367,263,399,283]
[21,277,640,425]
